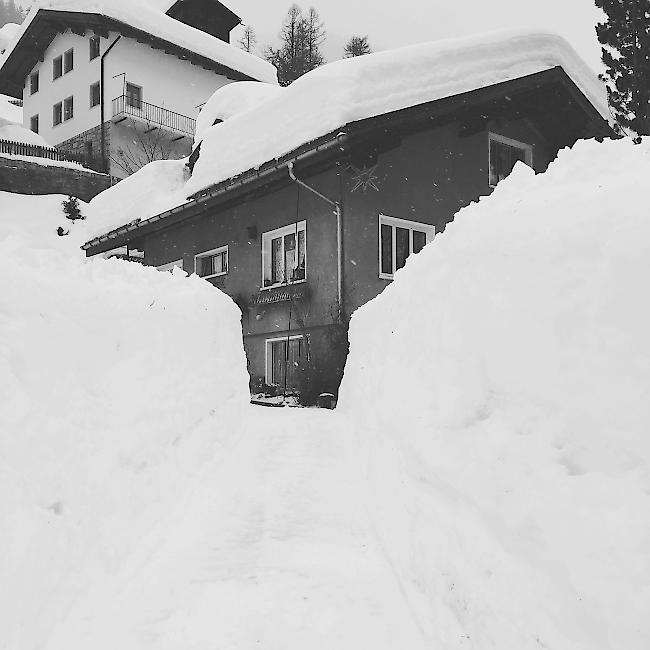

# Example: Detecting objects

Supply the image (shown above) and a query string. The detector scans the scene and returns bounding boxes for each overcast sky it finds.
[226,0,606,73]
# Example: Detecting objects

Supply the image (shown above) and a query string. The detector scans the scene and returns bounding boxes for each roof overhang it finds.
[83,67,614,256]
[0,8,255,98]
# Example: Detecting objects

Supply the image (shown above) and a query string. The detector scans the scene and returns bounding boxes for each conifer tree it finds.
[265,4,326,86]
[595,0,650,137]
[62,195,84,221]
[238,25,257,53]
[343,35,372,58]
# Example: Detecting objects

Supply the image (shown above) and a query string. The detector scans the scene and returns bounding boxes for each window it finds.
[195,246,228,279]
[157,260,184,272]
[63,48,74,74]
[53,55,62,80]
[63,96,74,121]
[378,214,435,280]
[488,133,533,187]
[262,221,306,288]
[29,71,39,95]
[89,35,100,60]
[125,83,142,109]
[53,102,62,126]
[90,81,100,108]
[30,114,39,134]
[266,336,305,389]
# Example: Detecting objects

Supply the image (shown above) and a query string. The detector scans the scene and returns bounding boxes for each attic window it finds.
[89,36,100,60]
[63,48,74,74]
[29,71,39,95]
[53,55,62,80]
[488,133,533,187]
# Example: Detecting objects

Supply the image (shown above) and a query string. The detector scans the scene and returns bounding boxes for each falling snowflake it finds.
[349,164,380,192]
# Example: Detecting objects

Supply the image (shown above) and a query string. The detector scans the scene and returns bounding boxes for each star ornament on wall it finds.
[349,164,380,192]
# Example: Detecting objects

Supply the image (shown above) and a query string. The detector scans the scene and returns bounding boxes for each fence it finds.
[0,139,86,166]
[112,95,196,137]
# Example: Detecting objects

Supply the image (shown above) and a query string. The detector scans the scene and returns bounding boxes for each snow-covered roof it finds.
[0,1,276,92]
[0,22,20,53]
[185,31,609,198]
[0,93,21,123]
[83,30,611,246]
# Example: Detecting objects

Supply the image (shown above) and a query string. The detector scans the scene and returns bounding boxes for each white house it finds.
[0,0,277,179]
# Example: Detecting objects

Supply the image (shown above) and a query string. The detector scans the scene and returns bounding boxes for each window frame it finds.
[63,48,74,74]
[125,82,143,109]
[63,95,74,122]
[89,81,101,108]
[378,214,435,280]
[29,71,39,95]
[89,35,101,60]
[194,245,228,280]
[52,102,63,126]
[488,132,533,188]
[157,260,184,272]
[30,114,39,134]
[261,220,307,290]
[265,335,305,387]
[52,55,63,80]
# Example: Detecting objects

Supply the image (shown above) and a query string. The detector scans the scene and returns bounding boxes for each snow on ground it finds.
[1,136,649,650]
[0,93,21,124]
[84,30,609,240]
[1,1,277,84]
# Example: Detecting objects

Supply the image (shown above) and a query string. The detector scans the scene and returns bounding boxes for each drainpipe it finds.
[287,161,343,321]
[100,35,122,174]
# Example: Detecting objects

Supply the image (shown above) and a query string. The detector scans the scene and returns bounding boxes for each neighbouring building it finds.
[82,33,613,403]
[0,0,277,179]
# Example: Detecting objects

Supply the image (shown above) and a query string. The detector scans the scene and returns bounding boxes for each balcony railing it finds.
[112,95,196,137]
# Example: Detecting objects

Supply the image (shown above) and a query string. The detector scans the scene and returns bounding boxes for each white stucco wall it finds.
[22,29,235,147]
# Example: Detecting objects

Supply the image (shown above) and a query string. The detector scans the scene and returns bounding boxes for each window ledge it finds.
[379,273,394,281]
[261,278,306,291]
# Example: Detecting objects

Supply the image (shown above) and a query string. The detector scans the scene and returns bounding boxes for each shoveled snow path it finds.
[46,407,427,650]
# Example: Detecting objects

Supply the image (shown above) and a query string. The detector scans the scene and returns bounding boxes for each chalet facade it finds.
[0,1,276,179]
[83,37,612,403]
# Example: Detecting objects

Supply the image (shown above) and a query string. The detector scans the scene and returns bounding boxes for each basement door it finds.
[267,336,303,391]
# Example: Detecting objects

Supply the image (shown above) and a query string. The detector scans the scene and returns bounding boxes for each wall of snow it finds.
[338,136,650,649]
[0,215,250,647]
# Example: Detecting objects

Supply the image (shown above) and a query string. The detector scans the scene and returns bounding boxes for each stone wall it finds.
[0,156,111,202]
[56,123,108,173]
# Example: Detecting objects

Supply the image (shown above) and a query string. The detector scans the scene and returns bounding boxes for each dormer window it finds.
[63,48,74,74]
[89,36,100,60]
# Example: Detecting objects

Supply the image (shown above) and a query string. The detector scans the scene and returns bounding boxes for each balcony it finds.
[111,95,196,138]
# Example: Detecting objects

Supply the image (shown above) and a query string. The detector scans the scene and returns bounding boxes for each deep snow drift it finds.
[1,136,649,650]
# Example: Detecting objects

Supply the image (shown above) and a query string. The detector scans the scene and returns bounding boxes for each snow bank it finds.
[339,136,650,649]
[0,198,250,648]
[194,81,284,144]
[0,92,21,123]
[0,2,277,84]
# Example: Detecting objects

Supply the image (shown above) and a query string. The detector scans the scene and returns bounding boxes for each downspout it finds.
[287,161,343,321]
[100,34,122,174]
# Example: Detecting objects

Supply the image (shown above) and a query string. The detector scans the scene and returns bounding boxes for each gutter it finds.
[83,132,349,254]
[100,34,122,173]
[287,161,343,321]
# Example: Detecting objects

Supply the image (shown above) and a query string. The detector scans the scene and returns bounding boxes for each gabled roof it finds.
[0,3,276,98]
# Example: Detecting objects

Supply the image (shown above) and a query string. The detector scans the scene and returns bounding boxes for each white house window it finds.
[63,96,74,121]
[266,335,304,389]
[488,133,533,187]
[29,71,39,95]
[262,221,306,288]
[63,48,74,74]
[90,81,100,108]
[89,35,100,60]
[53,55,62,80]
[379,214,435,280]
[52,102,62,126]
[30,114,39,134]
[126,83,142,109]
[195,246,228,279]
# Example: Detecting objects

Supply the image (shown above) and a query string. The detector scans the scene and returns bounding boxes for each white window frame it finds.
[488,132,533,188]
[157,260,183,272]
[194,245,228,279]
[378,214,435,280]
[265,335,304,386]
[261,220,307,290]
